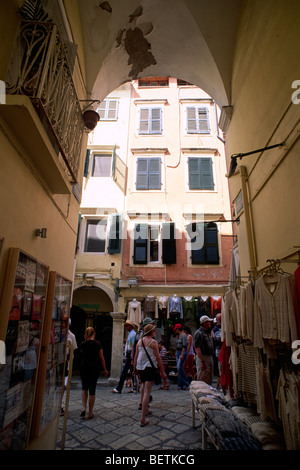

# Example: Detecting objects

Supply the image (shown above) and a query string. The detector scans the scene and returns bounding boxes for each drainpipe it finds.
[240,166,257,273]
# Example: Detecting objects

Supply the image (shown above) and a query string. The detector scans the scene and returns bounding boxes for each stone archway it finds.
[72,280,116,372]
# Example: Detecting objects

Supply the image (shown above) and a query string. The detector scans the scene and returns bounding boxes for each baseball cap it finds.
[200,315,213,324]
[173,323,182,331]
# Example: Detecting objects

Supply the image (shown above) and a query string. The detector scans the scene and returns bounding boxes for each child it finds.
[158,340,169,389]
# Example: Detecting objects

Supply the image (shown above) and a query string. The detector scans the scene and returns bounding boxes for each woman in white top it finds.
[134,323,167,426]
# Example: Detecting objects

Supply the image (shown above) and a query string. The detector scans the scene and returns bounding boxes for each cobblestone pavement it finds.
[56,379,203,452]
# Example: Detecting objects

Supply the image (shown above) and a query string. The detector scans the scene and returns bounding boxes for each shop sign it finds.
[78,303,100,312]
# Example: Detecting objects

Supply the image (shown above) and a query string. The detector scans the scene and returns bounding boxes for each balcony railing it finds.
[5,20,84,184]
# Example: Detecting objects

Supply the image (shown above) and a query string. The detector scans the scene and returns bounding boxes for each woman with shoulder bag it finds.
[133,323,167,427]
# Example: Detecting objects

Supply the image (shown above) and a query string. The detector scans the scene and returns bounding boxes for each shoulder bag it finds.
[141,339,161,385]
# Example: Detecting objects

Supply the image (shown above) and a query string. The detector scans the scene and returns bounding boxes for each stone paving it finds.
[56,379,204,452]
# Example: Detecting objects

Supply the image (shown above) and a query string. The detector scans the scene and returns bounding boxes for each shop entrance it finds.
[71,285,114,373]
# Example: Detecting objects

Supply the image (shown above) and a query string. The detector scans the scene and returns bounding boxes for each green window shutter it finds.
[75,213,82,254]
[162,222,176,264]
[188,157,214,190]
[200,158,214,190]
[148,158,161,189]
[108,214,122,254]
[84,149,90,177]
[188,157,200,189]
[134,224,148,264]
[205,223,219,264]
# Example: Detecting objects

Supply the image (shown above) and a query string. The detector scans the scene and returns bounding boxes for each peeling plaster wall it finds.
[79,0,231,107]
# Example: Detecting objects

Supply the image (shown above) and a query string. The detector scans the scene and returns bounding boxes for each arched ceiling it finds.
[78,0,243,107]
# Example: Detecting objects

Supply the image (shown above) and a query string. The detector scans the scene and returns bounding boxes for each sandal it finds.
[140,419,149,427]
[80,410,86,417]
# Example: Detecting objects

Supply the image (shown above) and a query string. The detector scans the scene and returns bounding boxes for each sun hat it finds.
[142,317,154,326]
[200,315,213,324]
[143,323,156,335]
[125,319,138,329]
[173,323,182,331]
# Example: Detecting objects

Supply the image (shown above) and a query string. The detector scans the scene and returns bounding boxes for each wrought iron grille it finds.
[5,20,84,184]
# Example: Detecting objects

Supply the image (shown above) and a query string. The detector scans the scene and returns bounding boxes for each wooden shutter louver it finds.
[162,222,176,264]
[134,223,148,264]
[108,214,122,254]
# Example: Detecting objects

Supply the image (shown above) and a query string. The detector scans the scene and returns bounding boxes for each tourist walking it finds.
[79,327,108,419]
[134,323,167,426]
[112,320,138,394]
[173,323,190,390]
[194,315,214,385]
[183,325,196,381]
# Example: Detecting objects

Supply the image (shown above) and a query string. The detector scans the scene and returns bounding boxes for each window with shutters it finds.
[186,106,210,134]
[188,157,214,190]
[84,219,107,253]
[139,107,163,134]
[108,214,122,254]
[136,157,161,190]
[92,154,112,177]
[97,99,119,120]
[133,222,176,265]
[186,222,219,265]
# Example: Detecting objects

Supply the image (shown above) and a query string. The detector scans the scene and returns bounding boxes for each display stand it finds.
[30,271,72,439]
[0,248,49,450]
[60,342,74,450]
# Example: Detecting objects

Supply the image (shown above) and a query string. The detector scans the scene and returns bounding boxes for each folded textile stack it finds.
[250,422,285,450]
[205,408,261,450]
[190,381,262,450]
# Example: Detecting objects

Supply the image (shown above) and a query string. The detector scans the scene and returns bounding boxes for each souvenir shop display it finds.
[157,295,168,319]
[0,249,48,450]
[221,256,300,449]
[168,295,183,319]
[127,299,141,325]
[143,295,158,318]
[36,272,72,437]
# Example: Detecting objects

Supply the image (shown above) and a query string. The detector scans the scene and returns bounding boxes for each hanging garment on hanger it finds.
[157,295,169,319]
[211,296,222,317]
[294,266,300,338]
[143,295,158,318]
[218,340,233,397]
[256,361,277,422]
[237,343,258,404]
[197,296,211,320]
[223,290,238,347]
[276,368,300,450]
[182,296,197,322]
[127,299,142,325]
[157,295,168,310]
[254,274,298,349]
[245,281,255,343]
[168,295,183,319]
